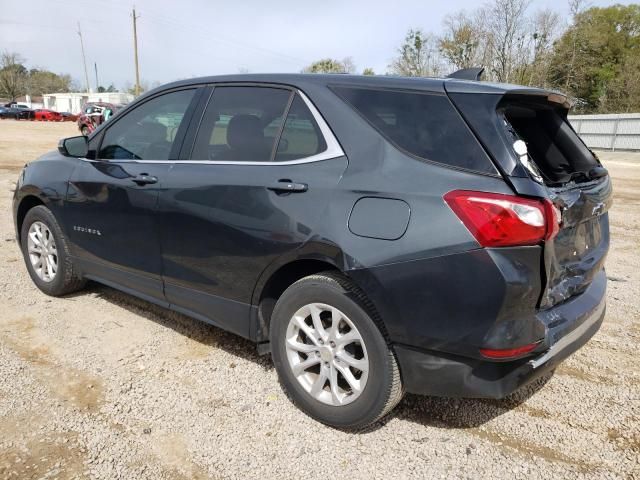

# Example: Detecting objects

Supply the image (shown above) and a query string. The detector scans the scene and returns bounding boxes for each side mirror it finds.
[58,136,89,158]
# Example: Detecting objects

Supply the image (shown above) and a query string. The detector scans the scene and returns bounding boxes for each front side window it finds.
[192,86,292,162]
[332,86,495,173]
[98,89,195,160]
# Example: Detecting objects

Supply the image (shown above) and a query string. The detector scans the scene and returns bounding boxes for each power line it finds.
[48,0,307,65]
[139,9,306,65]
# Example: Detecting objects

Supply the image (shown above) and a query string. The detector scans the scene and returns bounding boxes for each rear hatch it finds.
[446,81,612,309]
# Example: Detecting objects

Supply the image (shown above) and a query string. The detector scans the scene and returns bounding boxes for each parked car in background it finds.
[59,112,78,122]
[33,109,62,121]
[13,73,611,429]
[77,102,123,135]
[4,103,30,110]
[0,106,33,120]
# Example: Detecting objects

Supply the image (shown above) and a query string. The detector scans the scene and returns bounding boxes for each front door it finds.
[159,86,347,338]
[63,87,199,303]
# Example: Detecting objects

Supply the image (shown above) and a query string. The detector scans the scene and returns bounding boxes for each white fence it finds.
[568,113,640,151]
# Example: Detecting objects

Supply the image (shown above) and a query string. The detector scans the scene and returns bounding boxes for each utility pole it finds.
[77,22,90,93]
[132,8,141,96]
[94,62,99,92]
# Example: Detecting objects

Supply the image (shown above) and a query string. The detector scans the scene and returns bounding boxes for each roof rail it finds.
[447,67,484,81]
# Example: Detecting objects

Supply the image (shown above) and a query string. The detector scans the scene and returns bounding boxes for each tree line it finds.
[0,52,119,102]
[0,52,73,101]
[303,2,640,114]
[2,1,638,113]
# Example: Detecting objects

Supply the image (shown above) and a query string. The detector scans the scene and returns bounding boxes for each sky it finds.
[0,0,633,91]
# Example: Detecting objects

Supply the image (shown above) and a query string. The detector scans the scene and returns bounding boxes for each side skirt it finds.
[75,257,256,342]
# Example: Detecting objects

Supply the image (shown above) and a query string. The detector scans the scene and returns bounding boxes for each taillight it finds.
[479,342,539,360]
[444,190,560,247]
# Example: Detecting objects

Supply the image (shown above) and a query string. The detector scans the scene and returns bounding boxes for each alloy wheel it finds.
[285,303,369,406]
[27,221,58,282]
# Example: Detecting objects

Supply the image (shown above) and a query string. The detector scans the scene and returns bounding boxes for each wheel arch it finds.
[251,240,364,342]
[15,194,46,242]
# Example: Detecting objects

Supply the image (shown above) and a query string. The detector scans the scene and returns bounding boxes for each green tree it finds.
[548,4,640,112]
[28,69,72,96]
[389,29,441,77]
[302,58,355,74]
[362,67,375,75]
[97,85,117,93]
[0,52,28,101]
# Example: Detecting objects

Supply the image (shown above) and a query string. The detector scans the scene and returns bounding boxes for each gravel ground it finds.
[0,121,638,479]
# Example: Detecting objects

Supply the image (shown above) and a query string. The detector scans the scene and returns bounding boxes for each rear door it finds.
[64,87,199,303]
[158,85,347,338]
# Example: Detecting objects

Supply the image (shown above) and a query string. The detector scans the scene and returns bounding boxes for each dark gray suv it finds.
[13,74,611,429]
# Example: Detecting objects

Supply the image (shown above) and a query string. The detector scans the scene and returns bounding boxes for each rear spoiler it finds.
[447,67,484,81]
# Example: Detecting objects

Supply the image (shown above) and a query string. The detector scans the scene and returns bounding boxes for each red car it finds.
[33,109,62,121]
[77,102,123,135]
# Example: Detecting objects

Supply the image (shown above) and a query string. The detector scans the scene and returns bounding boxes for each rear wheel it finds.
[81,125,90,136]
[20,205,86,296]
[270,272,403,430]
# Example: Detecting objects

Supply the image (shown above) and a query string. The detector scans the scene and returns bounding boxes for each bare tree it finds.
[528,9,562,87]
[482,0,532,83]
[564,0,588,91]
[389,29,442,77]
[439,12,482,70]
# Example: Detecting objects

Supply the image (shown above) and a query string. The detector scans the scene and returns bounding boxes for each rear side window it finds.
[332,87,496,174]
[191,86,292,162]
[275,95,327,161]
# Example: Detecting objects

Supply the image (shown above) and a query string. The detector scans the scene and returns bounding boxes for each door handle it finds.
[131,174,158,185]
[267,180,308,193]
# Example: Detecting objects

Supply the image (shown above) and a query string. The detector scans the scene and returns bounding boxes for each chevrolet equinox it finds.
[13,73,611,429]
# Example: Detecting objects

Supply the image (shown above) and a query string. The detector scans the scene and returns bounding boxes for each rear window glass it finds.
[332,86,496,174]
[501,103,598,184]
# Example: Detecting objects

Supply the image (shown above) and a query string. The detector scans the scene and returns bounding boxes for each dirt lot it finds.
[0,120,638,479]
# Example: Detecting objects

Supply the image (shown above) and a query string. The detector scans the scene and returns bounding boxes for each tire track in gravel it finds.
[1,316,104,412]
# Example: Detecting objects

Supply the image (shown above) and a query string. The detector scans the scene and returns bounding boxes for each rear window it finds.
[331,86,496,174]
[501,102,598,185]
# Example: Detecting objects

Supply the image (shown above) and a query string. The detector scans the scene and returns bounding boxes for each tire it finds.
[270,271,403,430]
[81,126,90,136]
[20,205,86,296]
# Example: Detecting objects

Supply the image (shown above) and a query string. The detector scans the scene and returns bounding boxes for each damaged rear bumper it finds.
[395,269,607,399]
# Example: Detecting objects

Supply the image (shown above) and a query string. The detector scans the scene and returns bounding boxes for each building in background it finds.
[42,92,134,114]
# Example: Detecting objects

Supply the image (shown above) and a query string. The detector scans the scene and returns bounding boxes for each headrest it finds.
[138,122,167,142]
[227,114,263,150]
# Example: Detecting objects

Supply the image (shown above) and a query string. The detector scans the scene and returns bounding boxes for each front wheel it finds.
[20,205,86,296]
[270,272,403,430]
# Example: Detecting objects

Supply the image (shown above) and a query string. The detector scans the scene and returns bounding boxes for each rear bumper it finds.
[395,269,607,399]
